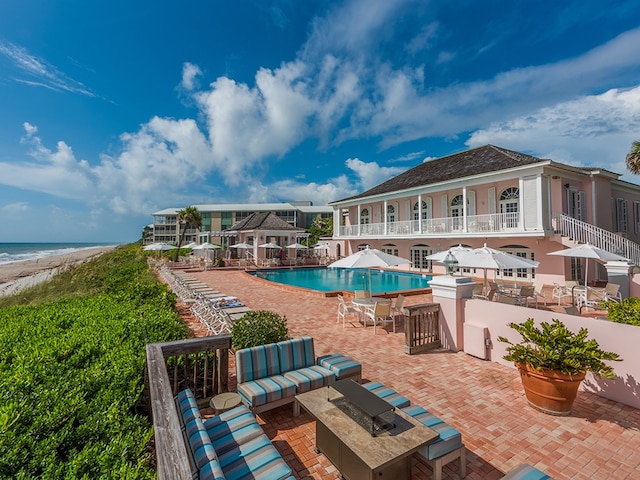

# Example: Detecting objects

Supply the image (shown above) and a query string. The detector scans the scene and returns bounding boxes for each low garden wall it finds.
[462,299,640,409]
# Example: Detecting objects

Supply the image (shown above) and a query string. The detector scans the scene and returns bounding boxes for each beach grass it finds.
[0,243,189,478]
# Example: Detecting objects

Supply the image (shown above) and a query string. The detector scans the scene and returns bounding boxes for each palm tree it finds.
[626,140,640,175]
[174,206,202,261]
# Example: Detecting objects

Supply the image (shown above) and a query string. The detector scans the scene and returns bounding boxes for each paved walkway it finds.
[182,268,640,480]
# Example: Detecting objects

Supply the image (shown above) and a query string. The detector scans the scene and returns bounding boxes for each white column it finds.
[429,274,476,352]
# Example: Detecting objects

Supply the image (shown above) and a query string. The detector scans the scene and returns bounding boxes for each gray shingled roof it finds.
[228,212,302,232]
[335,145,546,203]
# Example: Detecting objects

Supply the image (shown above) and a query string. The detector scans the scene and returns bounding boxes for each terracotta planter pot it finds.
[516,362,586,416]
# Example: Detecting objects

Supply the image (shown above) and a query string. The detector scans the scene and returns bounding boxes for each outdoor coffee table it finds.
[295,379,438,480]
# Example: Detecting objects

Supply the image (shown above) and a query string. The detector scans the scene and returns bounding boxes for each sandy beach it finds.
[0,245,119,297]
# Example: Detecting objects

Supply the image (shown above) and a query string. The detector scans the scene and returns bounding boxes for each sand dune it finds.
[0,246,118,297]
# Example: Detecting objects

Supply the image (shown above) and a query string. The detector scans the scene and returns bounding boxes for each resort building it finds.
[329,145,640,287]
[150,201,331,246]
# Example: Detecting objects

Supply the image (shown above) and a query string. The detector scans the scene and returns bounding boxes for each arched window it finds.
[386,205,396,223]
[381,244,398,256]
[500,187,519,228]
[450,195,464,213]
[450,195,464,230]
[360,208,370,225]
[413,201,428,221]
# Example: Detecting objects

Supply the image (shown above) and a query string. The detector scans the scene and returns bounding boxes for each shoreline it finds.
[0,245,119,297]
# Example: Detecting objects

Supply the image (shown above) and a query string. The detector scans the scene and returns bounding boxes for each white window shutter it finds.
[468,190,476,216]
[441,195,448,217]
[488,188,496,214]
[578,191,586,221]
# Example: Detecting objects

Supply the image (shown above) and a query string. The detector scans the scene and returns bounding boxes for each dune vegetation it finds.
[0,244,188,478]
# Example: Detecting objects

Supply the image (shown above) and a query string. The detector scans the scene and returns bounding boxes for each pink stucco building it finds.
[329,145,640,287]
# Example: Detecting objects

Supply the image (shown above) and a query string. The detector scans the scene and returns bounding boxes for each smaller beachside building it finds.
[329,145,640,286]
[150,202,331,245]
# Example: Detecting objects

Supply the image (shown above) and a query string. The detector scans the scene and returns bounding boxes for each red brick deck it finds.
[182,268,640,479]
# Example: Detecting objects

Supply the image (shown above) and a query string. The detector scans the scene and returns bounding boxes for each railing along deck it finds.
[554,214,640,266]
[404,303,441,354]
[146,335,232,480]
[339,212,522,238]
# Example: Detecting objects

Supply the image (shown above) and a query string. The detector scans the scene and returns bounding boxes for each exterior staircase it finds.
[554,214,640,267]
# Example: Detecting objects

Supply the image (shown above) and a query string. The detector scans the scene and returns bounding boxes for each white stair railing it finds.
[553,214,640,266]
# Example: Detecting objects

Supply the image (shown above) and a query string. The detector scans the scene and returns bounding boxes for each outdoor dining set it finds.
[337,291,406,333]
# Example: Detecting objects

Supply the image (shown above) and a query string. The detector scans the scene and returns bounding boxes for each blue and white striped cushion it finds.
[217,434,293,480]
[237,375,297,407]
[185,417,218,470]
[502,464,551,480]
[363,381,411,408]
[283,365,334,393]
[317,353,362,380]
[199,458,226,480]
[277,337,315,373]
[235,343,281,383]
[401,405,463,460]
[204,406,264,455]
[176,388,201,426]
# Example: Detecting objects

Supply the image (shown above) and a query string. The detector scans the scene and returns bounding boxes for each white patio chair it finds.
[337,294,360,327]
[391,294,406,320]
[354,290,371,299]
[604,283,622,303]
[363,301,395,334]
[552,283,572,305]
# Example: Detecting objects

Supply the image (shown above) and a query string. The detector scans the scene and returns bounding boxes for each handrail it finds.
[146,335,232,480]
[554,214,640,266]
[404,303,440,354]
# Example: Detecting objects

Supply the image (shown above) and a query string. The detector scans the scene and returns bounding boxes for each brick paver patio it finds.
[180,267,640,480]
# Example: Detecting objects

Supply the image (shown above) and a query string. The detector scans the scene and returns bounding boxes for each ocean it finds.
[0,243,118,265]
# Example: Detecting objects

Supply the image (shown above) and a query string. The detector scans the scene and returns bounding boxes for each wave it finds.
[0,244,116,266]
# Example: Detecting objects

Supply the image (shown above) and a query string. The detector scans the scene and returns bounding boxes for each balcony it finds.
[338,212,532,238]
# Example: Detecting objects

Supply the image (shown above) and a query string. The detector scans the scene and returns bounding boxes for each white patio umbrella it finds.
[193,242,221,260]
[286,242,308,258]
[448,243,539,289]
[143,242,177,251]
[192,242,221,250]
[258,242,282,249]
[548,243,628,286]
[328,247,411,292]
[259,242,282,260]
[425,244,472,262]
[229,242,252,249]
[285,243,308,249]
[183,242,198,249]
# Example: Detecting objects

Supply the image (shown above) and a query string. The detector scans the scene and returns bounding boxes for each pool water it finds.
[253,267,432,293]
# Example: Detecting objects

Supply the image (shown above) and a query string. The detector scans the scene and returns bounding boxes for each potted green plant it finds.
[498,318,621,415]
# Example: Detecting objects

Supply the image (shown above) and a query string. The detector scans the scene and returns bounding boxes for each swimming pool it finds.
[252,267,432,293]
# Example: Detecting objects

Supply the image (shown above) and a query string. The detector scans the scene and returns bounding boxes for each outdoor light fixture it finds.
[443,250,459,275]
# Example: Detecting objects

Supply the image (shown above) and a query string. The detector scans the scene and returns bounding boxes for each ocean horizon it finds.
[0,242,120,266]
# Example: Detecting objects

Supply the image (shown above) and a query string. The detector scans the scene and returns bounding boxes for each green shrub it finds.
[603,297,640,326]
[0,243,188,478]
[231,310,289,350]
[498,318,621,378]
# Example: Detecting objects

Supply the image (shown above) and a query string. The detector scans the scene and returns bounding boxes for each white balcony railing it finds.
[339,212,521,238]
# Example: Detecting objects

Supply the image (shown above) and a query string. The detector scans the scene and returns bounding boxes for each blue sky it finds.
[1,0,639,243]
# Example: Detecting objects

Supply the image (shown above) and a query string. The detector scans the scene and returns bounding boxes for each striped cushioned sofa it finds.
[236,336,360,415]
[176,389,294,480]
